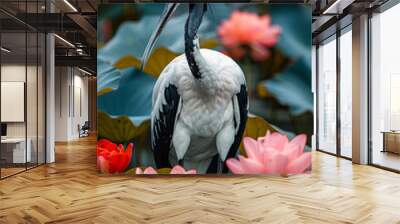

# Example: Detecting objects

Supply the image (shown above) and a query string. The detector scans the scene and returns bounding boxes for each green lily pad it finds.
[98,111,150,143]
[97,87,113,96]
[113,47,178,78]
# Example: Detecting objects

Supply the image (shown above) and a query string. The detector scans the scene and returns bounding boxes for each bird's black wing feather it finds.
[152,84,181,169]
[223,84,248,173]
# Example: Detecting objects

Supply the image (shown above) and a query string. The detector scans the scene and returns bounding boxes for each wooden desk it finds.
[382,131,400,154]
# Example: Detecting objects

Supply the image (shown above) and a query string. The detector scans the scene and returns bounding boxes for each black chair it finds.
[78,121,90,138]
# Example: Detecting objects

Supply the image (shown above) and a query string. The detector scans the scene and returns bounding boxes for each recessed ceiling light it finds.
[78,67,93,76]
[322,0,353,15]
[63,0,78,12]
[1,47,11,53]
[54,34,75,48]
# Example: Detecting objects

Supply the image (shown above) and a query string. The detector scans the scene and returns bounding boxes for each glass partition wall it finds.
[0,2,46,179]
[0,30,27,177]
[317,35,337,155]
[316,26,353,159]
[339,27,352,159]
[316,0,400,172]
[370,3,400,171]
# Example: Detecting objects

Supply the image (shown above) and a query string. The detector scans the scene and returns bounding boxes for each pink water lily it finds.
[218,11,281,61]
[226,132,311,174]
[135,165,197,175]
[135,167,158,175]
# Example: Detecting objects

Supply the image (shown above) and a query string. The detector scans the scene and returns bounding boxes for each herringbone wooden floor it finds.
[1,136,400,224]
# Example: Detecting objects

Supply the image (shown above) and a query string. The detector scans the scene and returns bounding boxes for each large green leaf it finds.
[264,5,313,115]
[98,4,234,67]
[264,60,313,115]
[269,5,312,65]
[98,112,150,144]
[97,57,123,96]
[98,68,156,119]
[113,47,178,77]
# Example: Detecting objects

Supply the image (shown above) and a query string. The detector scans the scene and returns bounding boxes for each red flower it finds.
[97,139,133,174]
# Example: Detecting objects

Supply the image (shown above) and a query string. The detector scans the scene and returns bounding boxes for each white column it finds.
[46,33,55,163]
[352,14,369,164]
[45,1,56,163]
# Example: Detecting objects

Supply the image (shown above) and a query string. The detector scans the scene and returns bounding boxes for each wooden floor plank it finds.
[0,135,400,223]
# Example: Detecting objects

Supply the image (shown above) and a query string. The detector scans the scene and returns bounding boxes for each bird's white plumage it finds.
[151,48,246,173]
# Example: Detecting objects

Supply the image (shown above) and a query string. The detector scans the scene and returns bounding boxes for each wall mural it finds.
[97,3,312,175]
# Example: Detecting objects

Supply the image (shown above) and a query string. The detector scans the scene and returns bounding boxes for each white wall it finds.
[1,65,38,138]
[54,67,89,141]
[1,65,26,138]
[72,73,89,138]
[55,66,69,141]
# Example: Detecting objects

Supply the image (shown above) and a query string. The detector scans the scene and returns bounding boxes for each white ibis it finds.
[141,3,248,173]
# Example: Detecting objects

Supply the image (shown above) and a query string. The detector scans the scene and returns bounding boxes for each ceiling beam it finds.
[67,14,96,36]
[11,13,83,32]
[55,55,96,73]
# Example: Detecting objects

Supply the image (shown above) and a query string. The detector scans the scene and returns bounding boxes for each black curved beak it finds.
[140,3,179,71]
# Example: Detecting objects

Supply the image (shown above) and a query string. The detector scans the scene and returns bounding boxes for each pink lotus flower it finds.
[135,165,197,175]
[218,11,281,61]
[135,167,158,175]
[226,132,311,174]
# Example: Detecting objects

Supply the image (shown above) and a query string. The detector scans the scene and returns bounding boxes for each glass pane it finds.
[318,37,337,154]
[27,31,38,169]
[339,29,352,158]
[26,0,39,169]
[0,1,46,178]
[371,4,400,171]
[38,33,45,165]
[1,30,27,177]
